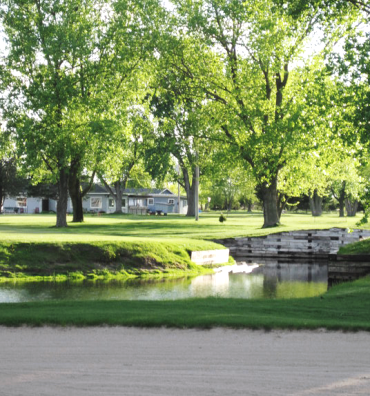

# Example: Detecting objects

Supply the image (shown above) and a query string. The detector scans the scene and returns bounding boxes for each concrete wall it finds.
[215,228,370,259]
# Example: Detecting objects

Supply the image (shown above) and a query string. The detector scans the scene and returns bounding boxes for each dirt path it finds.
[0,327,369,396]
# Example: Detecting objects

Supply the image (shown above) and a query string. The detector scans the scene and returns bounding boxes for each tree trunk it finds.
[260,177,280,228]
[247,200,253,213]
[345,198,358,217]
[56,168,68,227]
[68,160,84,223]
[187,186,196,216]
[100,177,129,214]
[183,168,196,217]
[338,181,346,217]
[338,197,345,217]
[277,193,286,218]
[69,184,84,222]
[309,190,323,217]
[114,181,123,213]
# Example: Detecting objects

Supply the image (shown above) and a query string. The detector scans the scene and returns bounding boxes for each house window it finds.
[183,200,187,207]
[90,197,102,209]
[148,198,154,205]
[168,199,175,205]
[122,198,126,208]
[108,198,115,208]
[17,197,27,207]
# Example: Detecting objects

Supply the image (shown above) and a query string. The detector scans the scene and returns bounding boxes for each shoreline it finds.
[0,277,369,331]
[0,240,225,281]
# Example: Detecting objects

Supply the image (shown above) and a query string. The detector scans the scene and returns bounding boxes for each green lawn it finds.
[0,276,369,331]
[0,211,364,242]
[0,211,367,280]
[1,212,369,331]
[339,237,370,255]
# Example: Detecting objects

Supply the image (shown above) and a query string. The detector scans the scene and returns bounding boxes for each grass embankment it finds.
[0,276,369,330]
[0,212,367,280]
[338,238,370,255]
[0,240,224,281]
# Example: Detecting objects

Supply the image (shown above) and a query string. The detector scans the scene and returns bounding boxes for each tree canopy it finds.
[0,0,368,227]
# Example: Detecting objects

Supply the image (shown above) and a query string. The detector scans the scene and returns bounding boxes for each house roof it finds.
[85,184,179,197]
[87,184,109,194]
[122,188,174,196]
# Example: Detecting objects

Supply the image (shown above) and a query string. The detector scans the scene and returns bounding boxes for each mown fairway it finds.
[0,211,365,243]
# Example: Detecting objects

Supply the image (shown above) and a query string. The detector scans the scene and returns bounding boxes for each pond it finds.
[0,260,328,303]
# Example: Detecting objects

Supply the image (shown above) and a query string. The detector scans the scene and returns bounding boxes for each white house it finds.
[71,185,188,215]
[2,196,43,214]
[2,184,188,215]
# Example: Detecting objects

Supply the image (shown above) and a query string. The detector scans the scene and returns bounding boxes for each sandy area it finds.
[0,327,369,396]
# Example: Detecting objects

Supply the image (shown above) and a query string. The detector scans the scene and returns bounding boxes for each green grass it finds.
[338,238,370,255]
[0,211,366,280]
[0,211,364,243]
[0,276,369,330]
[0,240,224,281]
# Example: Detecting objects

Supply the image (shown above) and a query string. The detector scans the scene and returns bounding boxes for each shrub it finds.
[219,213,227,223]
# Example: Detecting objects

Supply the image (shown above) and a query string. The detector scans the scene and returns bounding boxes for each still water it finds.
[0,260,328,303]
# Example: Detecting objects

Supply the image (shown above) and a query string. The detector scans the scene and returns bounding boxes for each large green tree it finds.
[98,109,154,213]
[148,69,220,217]
[1,0,161,226]
[167,0,358,227]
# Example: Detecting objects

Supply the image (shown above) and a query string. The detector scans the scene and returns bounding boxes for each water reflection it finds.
[0,260,328,302]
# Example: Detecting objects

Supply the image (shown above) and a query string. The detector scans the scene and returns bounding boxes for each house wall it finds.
[2,196,42,213]
[147,196,175,214]
[147,195,188,214]
[82,194,109,212]
[44,192,188,215]
[79,195,129,213]
[49,199,57,212]
[180,198,188,215]
[109,196,128,213]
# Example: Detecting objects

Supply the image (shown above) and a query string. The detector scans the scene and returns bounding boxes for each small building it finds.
[1,196,43,214]
[2,184,188,215]
[77,186,188,215]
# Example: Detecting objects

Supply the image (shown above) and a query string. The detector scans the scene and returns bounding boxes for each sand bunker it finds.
[0,327,369,395]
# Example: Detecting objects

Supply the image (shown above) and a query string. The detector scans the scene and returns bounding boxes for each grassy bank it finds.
[0,240,225,281]
[0,276,369,330]
[0,212,367,280]
[338,238,370,255]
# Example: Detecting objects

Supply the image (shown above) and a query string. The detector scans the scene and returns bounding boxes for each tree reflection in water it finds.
[0,260,327,302]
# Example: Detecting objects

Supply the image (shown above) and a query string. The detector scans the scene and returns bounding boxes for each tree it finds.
[1,0,162,226]
[0,158,28,211]
[98,110,154,213]
[329,158,364,217]
[1,0,108,226]
[148,68,218,217]
[0,126,27,212]
[276,0,370,17]
[209,166,256,212]
[168,0,356,227]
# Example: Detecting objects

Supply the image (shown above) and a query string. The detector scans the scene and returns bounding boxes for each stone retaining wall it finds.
[214,228,370,283]
[214,228,370,259]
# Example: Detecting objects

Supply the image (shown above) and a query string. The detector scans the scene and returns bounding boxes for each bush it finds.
[219,213,227,223]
